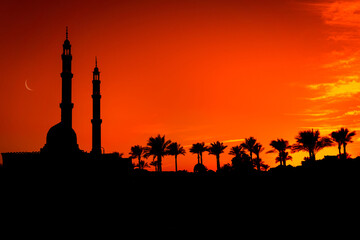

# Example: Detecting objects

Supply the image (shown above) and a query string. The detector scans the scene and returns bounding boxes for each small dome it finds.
[43,122,79,154]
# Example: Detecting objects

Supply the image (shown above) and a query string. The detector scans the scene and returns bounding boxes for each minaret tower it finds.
[60,26,74,128]
[91,57,102,156]
[41,27,79,157]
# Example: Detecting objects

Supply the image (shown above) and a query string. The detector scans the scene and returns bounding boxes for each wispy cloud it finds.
[307,75,360,100]
[299,1,360,128]
[302,116,343,122]
[222,139,244,144]
[286,109,337,117]
[300,125,360,134]
[322,57,356,69]
[320,1,360,27]
[344,110,360,116]
[306,1,360,41]
[295,105,360,125]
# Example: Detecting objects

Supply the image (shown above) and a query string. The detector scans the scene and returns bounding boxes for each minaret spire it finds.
[66,26,68,40]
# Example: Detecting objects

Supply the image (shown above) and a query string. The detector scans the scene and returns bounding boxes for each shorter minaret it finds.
[91,57,102,156]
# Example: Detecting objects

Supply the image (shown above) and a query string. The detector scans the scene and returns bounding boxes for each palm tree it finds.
[275,151,292,166]
[137,160,150,169]
[190,142,207,165]
[267,138,291,166]
[241,137,257,161]
[129,145,145,169]
[330,130,342,158]
[253,143,265,171]
[229,145,246,158]
[292,129,333,162]
[167,142,186,172]
[229,145,253,173]
[207,141,228,171]
[144,134,172,172]
[149,156,158,172]
[338,128,356,159]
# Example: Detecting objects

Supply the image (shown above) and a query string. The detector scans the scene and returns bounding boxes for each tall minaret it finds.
[91,57,102,156]
[41,27,79,156]
[60,26,74,128]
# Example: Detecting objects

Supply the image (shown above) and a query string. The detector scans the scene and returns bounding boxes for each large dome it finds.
[41,122,79,155]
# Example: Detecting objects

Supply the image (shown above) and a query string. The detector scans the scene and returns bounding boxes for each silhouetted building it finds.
[41,27,81,159]
[91,57,102,157]
[1,28,131,173]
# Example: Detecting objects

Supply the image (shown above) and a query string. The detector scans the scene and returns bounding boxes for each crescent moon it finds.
[25,80,33,91]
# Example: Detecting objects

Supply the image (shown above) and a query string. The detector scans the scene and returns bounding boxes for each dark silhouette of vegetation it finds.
[253,143,265,171]
[193,163,207,173]
[330,130,343,158]
[292,129,333,162]
[167,142,185,172]
[207,141,228,171]
[123,127,357,174]
[219,163,232,173]
[144,134,172,172]
[231,152,254,174]
[149,157,159,171]
[331,128,356,159]
[241,137,257,161]
[340,128,356,158]
[129,145,146,169]
[137,160,150,170]
[190,142,207,165]
[276,151,292,166]
[229,145,246,158]
[115,127,359,174]
[267,139,292,166]
[228,145,253,173]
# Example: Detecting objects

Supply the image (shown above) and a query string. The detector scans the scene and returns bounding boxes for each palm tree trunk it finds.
[138,156,141,170]
[343,143,347,159]
[312,151,316,161]
[216,154,220,172]
[158,155,162,172]
[200,152,203,165]
[338,143,341,159]
[308,150,313,162]
[175,155,178,172]
[197,153,200,164]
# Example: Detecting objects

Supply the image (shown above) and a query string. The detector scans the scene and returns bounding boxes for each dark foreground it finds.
[1,160,359,237]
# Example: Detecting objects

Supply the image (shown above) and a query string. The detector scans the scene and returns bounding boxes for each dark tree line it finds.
[128,128,356,172]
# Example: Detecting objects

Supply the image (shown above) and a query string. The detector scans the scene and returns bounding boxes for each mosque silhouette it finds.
[1,28,131,173]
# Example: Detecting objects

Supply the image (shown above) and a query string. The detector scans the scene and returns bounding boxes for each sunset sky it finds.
[1,0,360,171]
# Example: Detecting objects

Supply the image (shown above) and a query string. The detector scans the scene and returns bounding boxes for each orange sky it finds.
[1,0,360,171]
